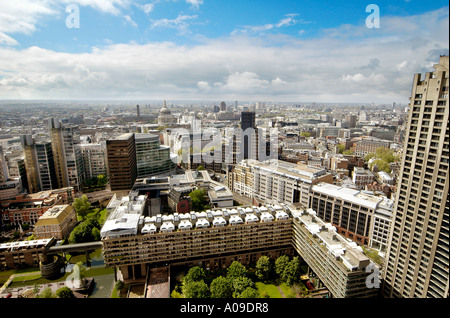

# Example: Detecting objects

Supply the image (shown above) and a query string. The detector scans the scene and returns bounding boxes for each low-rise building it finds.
[0,187,74,226]
[0,238,55,269]
[352,167,375,190]
[33,204,77,239]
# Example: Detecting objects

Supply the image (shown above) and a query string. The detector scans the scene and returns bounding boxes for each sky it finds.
[0,0,448,103]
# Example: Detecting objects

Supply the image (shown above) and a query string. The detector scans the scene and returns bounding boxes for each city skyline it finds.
[0,0,448,103]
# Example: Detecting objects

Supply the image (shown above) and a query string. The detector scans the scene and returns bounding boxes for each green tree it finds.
[68,217,101,244]
[370,159,391,173]
[97,174,108,187]
[72,195,91,220]
[232,276,254,298]
[210,276,233,298]
[275,255,290,278]
[227,261,247,279]
[300,132,311,138]
[183,266,206,284]
[189,188,210,212]
[282,257,301,286]
[56,286,74,298]
[336,144,346,154]
[255,256,272,282]
[183,280,210,298]
[236,287,260,298]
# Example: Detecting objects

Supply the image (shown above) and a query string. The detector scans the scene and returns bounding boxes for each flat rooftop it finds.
[311,182,393,210]
[0,238,53,252]
[292,208,371,271]
[248,159,329,181]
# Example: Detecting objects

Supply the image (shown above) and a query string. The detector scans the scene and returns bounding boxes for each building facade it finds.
[100,200,378,298]
[49,118,85,192]
[106,133,137,191]
[21,135,58,194]
[80,142,108,180]
[382,56,449,298]
[135,133,176,178]
[309,182,393,251]
[229,159,333,207]
[33,204,77,240]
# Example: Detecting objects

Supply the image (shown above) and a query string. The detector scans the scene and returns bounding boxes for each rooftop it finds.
[246,159,329,182]
[34,205,75,226]
[0,238,53,253]
[292,208,371,271]
[101,202,294,239]
[311,182,393,210]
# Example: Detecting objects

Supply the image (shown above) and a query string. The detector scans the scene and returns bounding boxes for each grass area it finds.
[12,273,42,282]
[7,265,114,289]
[255,282,282,298]
[279,282,295,298]
[0,267,41,285]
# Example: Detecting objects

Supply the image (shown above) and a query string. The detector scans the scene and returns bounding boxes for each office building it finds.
[106,133,137,191]
[309,182,393,251]
[382,56,449,298]
[135,133,176,178]
[229,159,333,207]
[0,187,74,226]
[0,146,22,201]
[241,111,257,160]
[21,135,58,194]
[353,138,391,157]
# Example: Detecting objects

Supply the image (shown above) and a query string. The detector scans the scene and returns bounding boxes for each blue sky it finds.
[0,0,448,102]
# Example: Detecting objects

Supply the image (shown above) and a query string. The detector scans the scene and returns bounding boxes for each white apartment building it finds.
[230,159,333,207]
[80,142,108,180]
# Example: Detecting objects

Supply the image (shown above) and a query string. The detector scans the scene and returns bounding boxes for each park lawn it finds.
[255,282,282,298]
[279,282,295,298]
[12,272,42,282]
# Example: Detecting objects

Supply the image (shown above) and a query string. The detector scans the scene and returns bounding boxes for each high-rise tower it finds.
[241,111,257,160]
[106,133,137,191]
[382,56,449,298]
[49,118,85,192]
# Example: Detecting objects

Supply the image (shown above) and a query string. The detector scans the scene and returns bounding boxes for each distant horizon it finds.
[0,99,403,106]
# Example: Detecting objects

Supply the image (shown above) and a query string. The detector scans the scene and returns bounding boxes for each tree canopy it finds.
[72,195,91,220]
[189,188,210,212]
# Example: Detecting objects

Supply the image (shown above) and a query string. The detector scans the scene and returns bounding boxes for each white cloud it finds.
[137,2,155,14]
[232,13,309,35]
[185,0,203,9]
[150,14,198,34]
[124,15,138,27]
[0,32,19,46]
[0,0,133,46]
[0,7,448,103]
[197,81,210,90]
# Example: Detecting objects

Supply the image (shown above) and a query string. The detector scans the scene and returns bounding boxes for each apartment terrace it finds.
[101,203,294,267]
